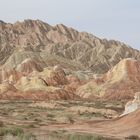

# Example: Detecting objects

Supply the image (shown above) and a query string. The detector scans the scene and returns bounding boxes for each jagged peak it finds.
[55,23,67,28]
[54,23,78,34]
[0,19,140,75]
[13,19,52,30]
[24,19,51,26]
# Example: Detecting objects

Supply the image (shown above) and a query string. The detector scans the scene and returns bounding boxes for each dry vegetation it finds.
[0,100,124,140]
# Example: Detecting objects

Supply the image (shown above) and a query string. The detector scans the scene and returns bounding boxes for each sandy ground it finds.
[36,109,140,139]
[0,100,139,139]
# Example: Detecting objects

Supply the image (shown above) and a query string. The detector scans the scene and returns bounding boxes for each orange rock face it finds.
[0,64,82,100]
[0,58,140,101]
[1,19,140,101]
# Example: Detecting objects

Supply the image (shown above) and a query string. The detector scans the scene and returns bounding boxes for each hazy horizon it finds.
[1,0,140,50]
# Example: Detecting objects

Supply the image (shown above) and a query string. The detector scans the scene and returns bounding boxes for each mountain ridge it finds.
[0,19,140,73]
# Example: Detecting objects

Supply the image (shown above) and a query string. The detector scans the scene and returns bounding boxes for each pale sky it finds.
[0,0,140,49]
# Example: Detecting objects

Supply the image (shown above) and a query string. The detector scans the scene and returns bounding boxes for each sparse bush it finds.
[0,127,36,140]
[0,121,4,127]
[27,124,36,128]
[66,115,75,124]
[125,135,140,140]
[22,133,36,140]
[48,131,106,140]
[77,110,82,115]
[47,113,55,118]
[24,117,28,120]
[34,118,42,122]
[67,133,104,140]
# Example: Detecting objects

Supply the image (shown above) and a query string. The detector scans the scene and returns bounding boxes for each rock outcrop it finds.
[76,58,140,100]
[0,69,23,84]
[121,92,140,116]
[0,65,81,100]
[0,19,140,101]
[1,19,140,73]
[16,58,45,74]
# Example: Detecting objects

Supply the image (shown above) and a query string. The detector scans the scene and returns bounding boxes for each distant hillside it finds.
[0,19,140,73]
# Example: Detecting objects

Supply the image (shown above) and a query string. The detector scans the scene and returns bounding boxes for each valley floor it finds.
[0,100,138,140]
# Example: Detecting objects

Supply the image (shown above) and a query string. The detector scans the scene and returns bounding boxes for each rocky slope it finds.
[1,19,140,73]
[76,58,140,100]
[0,19,140,101]
[1,58,140,101]
[0,65,82,100]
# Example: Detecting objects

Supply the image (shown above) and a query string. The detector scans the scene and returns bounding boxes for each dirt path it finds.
[35,113,140,139]
[1,113,139,139]
[0,103,139,140]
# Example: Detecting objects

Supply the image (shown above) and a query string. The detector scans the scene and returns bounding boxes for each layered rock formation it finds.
[76,58,140,100]
[1,19,140,73]
[0,19,140,101]
[16,58,45,74]
[0,58,137,101]
[0,65,80,100]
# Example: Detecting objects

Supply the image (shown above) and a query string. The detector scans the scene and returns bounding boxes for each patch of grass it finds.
[21,133,36,140]
[0,127,36,140]
[48,131,117,140]
[67,133,104,140]
[0,127,24,136]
